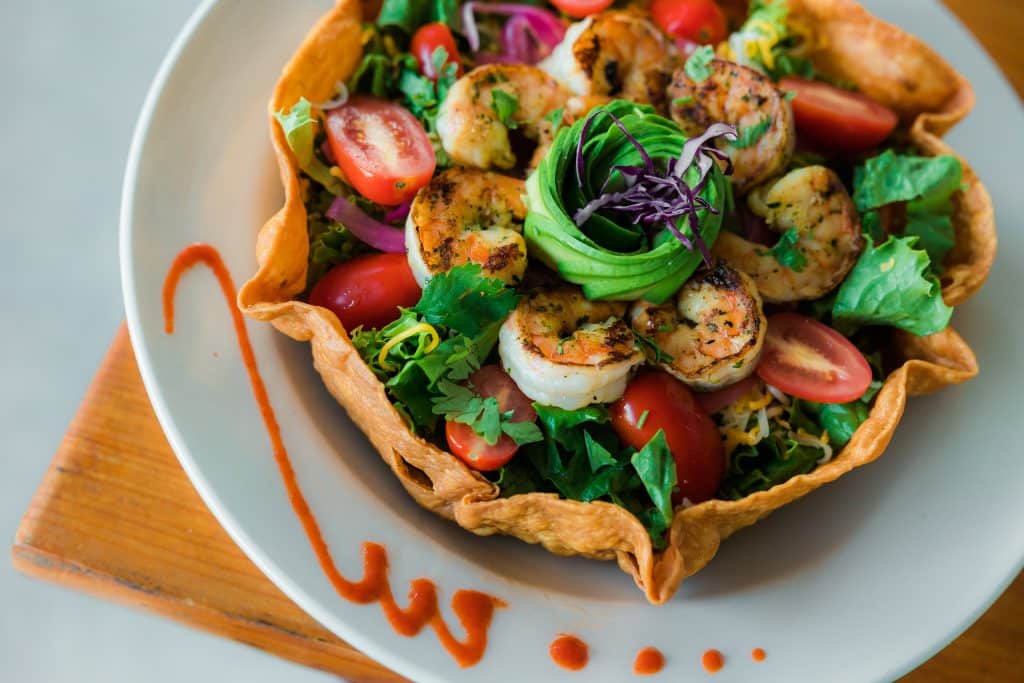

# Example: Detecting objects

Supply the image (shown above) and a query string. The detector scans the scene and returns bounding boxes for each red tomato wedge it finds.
[550,0,614,18]
[695,375,760,415]
[611,372,724,504]
[650,0,727,45]
[780,77,899,154]
[325,96,436,205]
[308,253,420,331]
[445,366,538,472]
[411,22,462,80]
[756,313,872,404]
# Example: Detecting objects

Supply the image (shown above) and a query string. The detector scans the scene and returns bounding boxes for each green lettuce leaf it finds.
[274,98,343,195]
[854,150,962,268]
[832,236,952,336]
[630,430,677,527]
[376,0,460,34]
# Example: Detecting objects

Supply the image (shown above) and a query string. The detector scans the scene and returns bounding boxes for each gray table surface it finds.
[0,2,329,681]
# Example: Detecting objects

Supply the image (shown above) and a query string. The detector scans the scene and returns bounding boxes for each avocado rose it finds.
[525,100,736,303]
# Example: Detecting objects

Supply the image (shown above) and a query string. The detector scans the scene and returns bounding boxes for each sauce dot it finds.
[752,647,767,662]
[633,647,665,675]
[550,634,589,671]
[702,649,725,673]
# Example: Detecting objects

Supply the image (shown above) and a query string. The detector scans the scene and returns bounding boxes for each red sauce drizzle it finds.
[162,243,504,667]
[702,649,725,673]
[633,647,665,675]
[751,647,767,662]
[550,634,589,671]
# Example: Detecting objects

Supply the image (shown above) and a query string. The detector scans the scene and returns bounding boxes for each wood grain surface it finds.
[11,3,1024,681]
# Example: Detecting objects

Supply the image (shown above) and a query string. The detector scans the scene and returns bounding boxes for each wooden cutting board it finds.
[11,2,1024,680]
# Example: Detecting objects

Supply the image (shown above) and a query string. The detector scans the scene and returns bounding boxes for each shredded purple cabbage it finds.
[572,111,737,265]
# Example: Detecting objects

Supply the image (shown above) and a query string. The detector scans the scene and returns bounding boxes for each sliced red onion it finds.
[383,200,412,224]
[326,196,406,253]
[462,2,566,60]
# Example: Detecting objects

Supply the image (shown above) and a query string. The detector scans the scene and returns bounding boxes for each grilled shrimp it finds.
[435,63,569,170]
[630,264,766,391]
[499,287,645,410]
[406,168,527,287]
[714,166,864,303]
[539,11,677,112]
[668,59,795,194]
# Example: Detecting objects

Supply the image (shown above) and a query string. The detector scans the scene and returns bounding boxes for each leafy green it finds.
[274,98,344,195]
[832,236,953,336]
[544,107,566,139]
[765,228,807,272]
[854,151,962,268]
[498,405,678,548]
[351,265,522,433]
[413,264,521,348]
[431,379,542,447]
[685,45,715,82]
[490,90,519,130]
[376,0,460,34]
[731,116,771,149]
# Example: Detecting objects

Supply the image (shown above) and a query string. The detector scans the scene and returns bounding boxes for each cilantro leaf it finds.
[766,228,807,272]
[502,420,544,446]
[832,236,952,336]
[490,90,519,130]
[684,45,715,82]
[413,264,521,348]
[731,116,771,149]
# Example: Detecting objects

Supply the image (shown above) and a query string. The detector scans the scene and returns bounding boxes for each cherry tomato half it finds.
[550,0,615,19]
[325,96,436,205]
[756,313,873,404]
[445,366,538,471]
[611,372,725,504]
[308,253,421,331]
[411,22,462,81]
[780,77,899,155]
[650,0,727,46]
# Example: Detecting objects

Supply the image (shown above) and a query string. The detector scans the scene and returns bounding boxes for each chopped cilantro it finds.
[766,228,807,272]
[731,116,771,149]
[490,89,519,129]
[684,45,715,82]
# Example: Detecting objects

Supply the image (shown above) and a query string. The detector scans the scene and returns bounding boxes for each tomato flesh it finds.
[325,96,436,205]
[445,366,538,472]
[756,313,873,403]
[780,77,899,154]
[550,0,615,18]
[611,372,725,504]
[308,253,421,331]
[411,22,462,80]
[650,0,727,45]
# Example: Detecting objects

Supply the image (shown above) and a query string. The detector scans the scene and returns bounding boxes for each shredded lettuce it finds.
[727,0,815,81]
[274,98,344,195]
[854,150,962,269]
[832,236,952,336]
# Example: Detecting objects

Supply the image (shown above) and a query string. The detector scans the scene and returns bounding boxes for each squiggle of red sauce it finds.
[162,243,504,667]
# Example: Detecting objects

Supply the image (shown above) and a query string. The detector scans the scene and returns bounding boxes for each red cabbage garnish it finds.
[461,3,566,64]
[572,111,737,265]
[326,195,406,253]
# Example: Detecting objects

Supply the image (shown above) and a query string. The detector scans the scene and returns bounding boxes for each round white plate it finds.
[120,1,1024,681]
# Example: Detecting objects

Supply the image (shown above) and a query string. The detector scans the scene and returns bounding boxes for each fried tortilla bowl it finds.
[238,0,996,604]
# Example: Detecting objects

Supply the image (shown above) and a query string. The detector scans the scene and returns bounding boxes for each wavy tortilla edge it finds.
[237,0,995,604]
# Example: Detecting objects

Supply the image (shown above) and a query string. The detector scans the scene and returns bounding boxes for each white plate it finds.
[120,1,1024,681]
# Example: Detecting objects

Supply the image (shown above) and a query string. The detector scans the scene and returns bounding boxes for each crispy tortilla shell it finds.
[239,0,995,603]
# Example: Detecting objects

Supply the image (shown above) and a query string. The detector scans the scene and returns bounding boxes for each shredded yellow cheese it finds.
[747,20,781,69]
[377,323,440,371]
[329,166,346,181]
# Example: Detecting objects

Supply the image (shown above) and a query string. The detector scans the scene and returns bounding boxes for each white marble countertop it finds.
[0,2,329,681]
